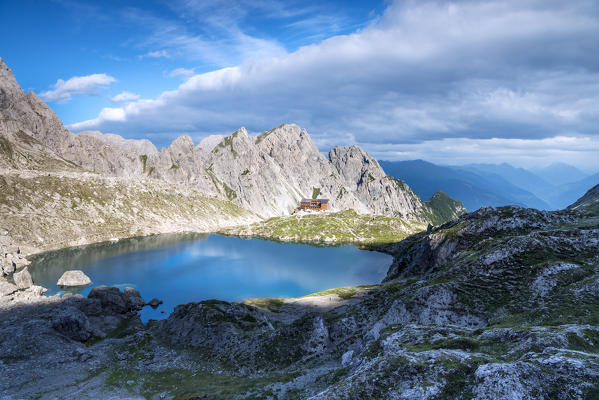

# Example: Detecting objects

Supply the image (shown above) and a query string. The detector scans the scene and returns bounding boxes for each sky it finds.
[1,0,599,171]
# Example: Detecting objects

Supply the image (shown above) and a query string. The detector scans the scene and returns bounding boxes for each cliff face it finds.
[0,57,465,222]
[0,58,148,175]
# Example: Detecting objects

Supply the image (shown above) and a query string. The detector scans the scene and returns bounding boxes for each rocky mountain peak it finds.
[198,134,224,152]
[78,131,158,155]
[0,57,23,97]
[329,145,385,187]
[211,127,256,160]
[257,123,323,168]
[168,135,195,156]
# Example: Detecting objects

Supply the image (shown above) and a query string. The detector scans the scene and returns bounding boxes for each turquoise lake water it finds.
[29,233,392,322]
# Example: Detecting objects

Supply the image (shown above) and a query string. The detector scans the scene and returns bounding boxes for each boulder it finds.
[123,287,145,311]
[10,285,48,302]
[13,267,33,289]
[23,285,47,296]
[2,262,15,276]
[147,298,163,308]
[0,280,18,296]
[52,306,93,342]
[341,350,354,366]
[88,286,144,314]
[57,270,91,287]
[88,286,127,314]
[76,297,103,316]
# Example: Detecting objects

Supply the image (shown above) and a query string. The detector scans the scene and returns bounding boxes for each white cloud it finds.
[141,50,170,58]
[70,0,599,168]
[122,4,288,67]
[70,107,126,131]
[169,68,195,78]
[110,91,140,102]
[40,73,115,102]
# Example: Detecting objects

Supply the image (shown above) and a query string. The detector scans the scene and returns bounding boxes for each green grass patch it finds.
[224,209,426,246]
[242,297,286,312]
[139,154,147,172]
[106,367,302,399]
[213,130,239,157]
[302,286,359,300]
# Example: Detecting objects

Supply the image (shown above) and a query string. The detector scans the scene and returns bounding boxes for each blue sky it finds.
[2,0,599,170]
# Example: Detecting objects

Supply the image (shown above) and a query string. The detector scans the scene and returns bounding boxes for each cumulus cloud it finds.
[41,73,115,102]
[169,68,195,78]
[70,0,599,167]
[110,91,140,102]
[70,107,126,131]
[141,49,170,58]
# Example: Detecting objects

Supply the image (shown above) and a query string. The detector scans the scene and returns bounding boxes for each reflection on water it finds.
[29,233,392,322]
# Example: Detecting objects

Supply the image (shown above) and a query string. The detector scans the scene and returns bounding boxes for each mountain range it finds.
[380,160,598,211]
[0,56,465,254]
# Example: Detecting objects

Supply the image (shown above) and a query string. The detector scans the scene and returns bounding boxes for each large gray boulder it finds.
[13,267,33,289]
[2,261,15,276]
[0,279,18,296]
[88,286,126,314]
[51,306,93,342]
[57,270,91,287]
[123,287,145,311]
[88,285,145,314]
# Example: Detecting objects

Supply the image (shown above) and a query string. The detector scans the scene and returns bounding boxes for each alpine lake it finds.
[28,233,392,322]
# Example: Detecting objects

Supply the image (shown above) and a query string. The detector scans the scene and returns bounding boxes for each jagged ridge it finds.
[0,57,464,224]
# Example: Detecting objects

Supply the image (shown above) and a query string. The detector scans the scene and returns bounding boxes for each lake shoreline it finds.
[26,232,394,322]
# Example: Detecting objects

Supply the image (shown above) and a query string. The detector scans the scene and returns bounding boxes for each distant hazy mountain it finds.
[459,162,599,210]
[530,163,589,186]
[462,163,555,203]
[379,160,551,211]
[553,172,599,209]
[381,160,599,211]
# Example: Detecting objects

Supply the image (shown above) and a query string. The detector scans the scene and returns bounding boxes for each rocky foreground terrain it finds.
[1,201,598,399]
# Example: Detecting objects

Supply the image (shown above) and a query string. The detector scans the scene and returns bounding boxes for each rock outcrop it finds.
[88,286,145,314]
[13,266,33,289]
[0,279,18,297]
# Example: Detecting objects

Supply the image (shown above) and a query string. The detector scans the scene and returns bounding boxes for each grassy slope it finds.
[0,172,255,253]
[424,190,467,225]
[222,209,428,246]
[569,184,599,215]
